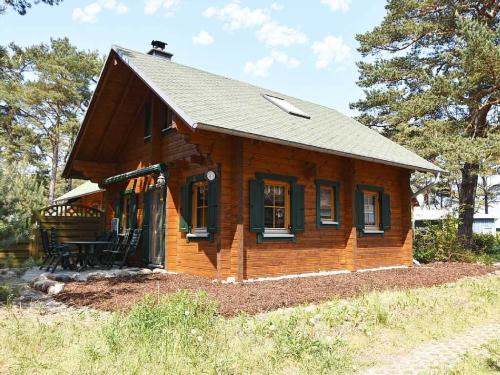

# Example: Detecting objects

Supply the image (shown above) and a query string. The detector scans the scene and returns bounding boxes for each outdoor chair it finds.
[39,228,56,270]
[49,227,80,273]
[101,229,132,269]
[103,228,142,269]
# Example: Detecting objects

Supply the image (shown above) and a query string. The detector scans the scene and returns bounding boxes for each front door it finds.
[143,188,166,267]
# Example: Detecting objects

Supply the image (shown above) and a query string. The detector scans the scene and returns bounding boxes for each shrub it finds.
[413,215,471,263]
[0,283,20,304]
[471,233,500,255]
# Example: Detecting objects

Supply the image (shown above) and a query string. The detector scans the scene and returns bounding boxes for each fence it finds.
[30,204,105,259]
[0,240,31,266]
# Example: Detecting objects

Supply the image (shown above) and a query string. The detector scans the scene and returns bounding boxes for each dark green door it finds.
[145,188,166,267]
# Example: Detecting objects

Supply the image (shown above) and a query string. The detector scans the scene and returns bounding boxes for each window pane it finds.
[275,207,285,228]
[196,207,204,227]
[264,185,273,206]
[364,193,376,225]
[320,188,332,220]
[264,207,274,228]
[274,186,285,206]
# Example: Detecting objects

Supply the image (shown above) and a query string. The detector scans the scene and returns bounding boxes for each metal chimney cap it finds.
[151,40,167,50]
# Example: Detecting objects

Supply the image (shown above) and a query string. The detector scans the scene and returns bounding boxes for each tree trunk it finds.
[482,177,489,214]
[458,162,478,243]
[48,141,59,204]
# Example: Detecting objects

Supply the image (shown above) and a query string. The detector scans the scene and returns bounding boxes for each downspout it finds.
[411,172,441,266]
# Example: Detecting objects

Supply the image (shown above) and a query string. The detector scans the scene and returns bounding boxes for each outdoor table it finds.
[62,241,113,271]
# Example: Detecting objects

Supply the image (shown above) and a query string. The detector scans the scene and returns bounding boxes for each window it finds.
[192,181,208,231]
[264,180,290,232]
[355,185,391,234]
[161,104,174,132]
[363,191,380,230]
[179,173,218,239]
[316,180,340,227]
[144,101,152,141]
[249,173,305,242]
[121,194,131,230]
[262,93,311,119]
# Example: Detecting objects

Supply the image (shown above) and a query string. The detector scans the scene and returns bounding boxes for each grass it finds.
[438,339,500,374]
[0,283,20,304]
[0,274,499,374]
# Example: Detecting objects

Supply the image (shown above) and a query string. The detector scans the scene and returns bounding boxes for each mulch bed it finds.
[55,262,497,317]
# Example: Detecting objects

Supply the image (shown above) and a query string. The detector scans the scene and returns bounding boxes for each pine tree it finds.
[351,0,500,242]
[6,38,102,203]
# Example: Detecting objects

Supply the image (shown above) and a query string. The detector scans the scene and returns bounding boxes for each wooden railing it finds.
[39,204,104,218]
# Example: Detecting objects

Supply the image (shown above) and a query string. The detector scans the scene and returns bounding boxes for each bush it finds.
[0,283,20,304]
[414,215,500,263]
[413,215,471,263]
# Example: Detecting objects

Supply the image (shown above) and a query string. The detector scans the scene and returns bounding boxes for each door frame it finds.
[142,186,167,268]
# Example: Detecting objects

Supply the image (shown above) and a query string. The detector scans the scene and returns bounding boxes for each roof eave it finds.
[195,122,446,175]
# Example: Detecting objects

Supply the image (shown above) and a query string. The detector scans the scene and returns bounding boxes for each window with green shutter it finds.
[355,185,390,234]
[315,180,340,228]
[179,172,218,240]
[249,172,304,242]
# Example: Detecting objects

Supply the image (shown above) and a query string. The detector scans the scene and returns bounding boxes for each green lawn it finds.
[0,274,499,374]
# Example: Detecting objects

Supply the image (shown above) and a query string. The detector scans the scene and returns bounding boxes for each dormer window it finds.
[262,93,310,119]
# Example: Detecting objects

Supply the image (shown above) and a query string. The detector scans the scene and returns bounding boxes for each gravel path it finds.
[361,322,500,375]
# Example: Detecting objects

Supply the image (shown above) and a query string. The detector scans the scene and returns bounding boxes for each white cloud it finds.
[203,1,270,30]
[270,3,284,11]
[311,35,351,69]
[320,0,351,12]
[244,50,300,77]
[270,50,300,68]
[144,0,180,15]
[244,56,274,77]
[72,0,127,23]
[192,31,214,45]
[257,21,307,47]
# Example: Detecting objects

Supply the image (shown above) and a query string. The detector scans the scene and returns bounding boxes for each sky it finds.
[0,0,387,115]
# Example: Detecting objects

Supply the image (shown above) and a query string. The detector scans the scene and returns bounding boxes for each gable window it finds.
[316,180,340,228]
[355,185,391,234]
[179,172,218,240]
[144,101,152,142]
[249,173,305,242]
[161,104,174,132]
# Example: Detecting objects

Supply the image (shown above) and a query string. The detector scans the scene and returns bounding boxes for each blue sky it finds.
[0,0,387,115]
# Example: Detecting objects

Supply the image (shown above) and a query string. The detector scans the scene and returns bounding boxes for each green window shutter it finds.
[128,193,137,229]
[142,191,151,263]
[381,193,391,230]
[292,183,305,233]
[179,183,191,232]
[207,179,218,233]
[355,190,365,229]
[249,179,264,233]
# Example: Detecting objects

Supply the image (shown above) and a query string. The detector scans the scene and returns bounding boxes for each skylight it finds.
[262,93,311,119]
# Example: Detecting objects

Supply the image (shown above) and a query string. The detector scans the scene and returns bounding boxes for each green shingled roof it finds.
[113,45,443,174]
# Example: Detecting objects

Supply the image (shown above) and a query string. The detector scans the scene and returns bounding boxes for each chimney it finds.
[147,40,173,60]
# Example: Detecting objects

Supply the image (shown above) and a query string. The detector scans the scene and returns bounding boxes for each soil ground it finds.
[55,262,496,316]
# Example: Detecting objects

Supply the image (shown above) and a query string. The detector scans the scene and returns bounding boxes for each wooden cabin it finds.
[63,44,443,280]
[54,181,105,211]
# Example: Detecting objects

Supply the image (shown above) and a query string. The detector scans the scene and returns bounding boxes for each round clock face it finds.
[206,170,216,181]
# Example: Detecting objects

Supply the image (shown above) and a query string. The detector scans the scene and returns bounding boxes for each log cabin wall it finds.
[240,139,413,279]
